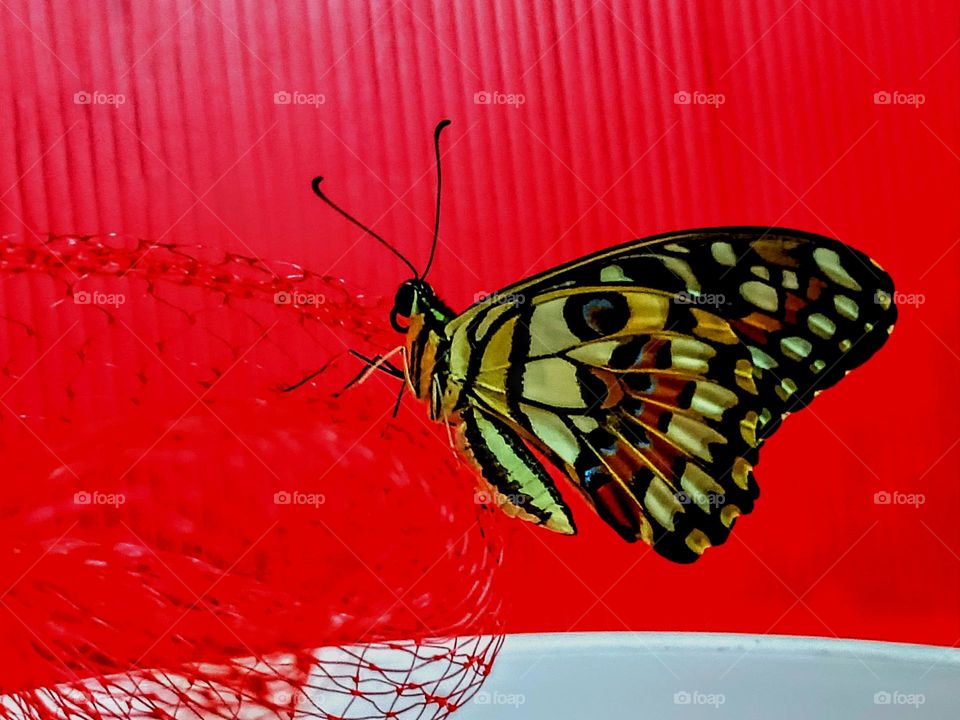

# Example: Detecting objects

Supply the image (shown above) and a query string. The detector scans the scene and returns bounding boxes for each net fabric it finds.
[0,234,504,720]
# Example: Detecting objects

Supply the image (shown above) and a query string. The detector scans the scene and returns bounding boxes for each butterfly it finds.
[308,120,897,563]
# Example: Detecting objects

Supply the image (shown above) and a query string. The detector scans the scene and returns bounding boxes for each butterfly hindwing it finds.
[448,228,896,561]
[456,404,576,535]
[563,410,758,563]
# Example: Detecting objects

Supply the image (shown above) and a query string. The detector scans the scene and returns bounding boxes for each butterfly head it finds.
[390,279,452,333]
[390,279,421,331]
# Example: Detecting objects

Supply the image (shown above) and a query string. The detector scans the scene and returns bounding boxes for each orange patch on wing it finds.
[783,292,807,324]
[592,475,649,542]
[806,276,827,301]
[731,312,782,345]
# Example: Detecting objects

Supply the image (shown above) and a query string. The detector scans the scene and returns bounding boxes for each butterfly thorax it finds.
[391,280,460,422]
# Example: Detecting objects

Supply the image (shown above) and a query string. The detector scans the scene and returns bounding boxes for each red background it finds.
[1,1,958,647]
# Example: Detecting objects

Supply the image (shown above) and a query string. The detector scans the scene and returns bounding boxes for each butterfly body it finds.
[389,227,897,563]
[392,280,459,421]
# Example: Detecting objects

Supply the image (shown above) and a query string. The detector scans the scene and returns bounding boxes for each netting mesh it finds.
[0,234,504,720]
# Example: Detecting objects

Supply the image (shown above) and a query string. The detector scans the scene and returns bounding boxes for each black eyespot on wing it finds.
[609,335,649,369]
[563,292,630,339]
[586,427,618,456]
[620,422,651,449]
[624,373,654,394]
[654,342,673,370]
[676,381,696,409]
[657,412,672,433]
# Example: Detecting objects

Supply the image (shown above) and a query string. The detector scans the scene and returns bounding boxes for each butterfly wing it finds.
[447,228,896,562]
[456,404,576,535]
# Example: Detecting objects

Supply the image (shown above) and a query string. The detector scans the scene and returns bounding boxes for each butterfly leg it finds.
[431,375,460,458]
[345,346,407,388]
[456,406,576,535]
[280,355,341,392]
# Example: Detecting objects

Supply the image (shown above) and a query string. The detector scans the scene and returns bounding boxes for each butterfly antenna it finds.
[311,176,418,277]
[419,119,451,280]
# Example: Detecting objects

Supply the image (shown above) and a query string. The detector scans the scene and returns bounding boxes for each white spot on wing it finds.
[813,247,862,291]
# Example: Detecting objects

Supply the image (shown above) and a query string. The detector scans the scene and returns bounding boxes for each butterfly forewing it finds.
[446,228,896,562]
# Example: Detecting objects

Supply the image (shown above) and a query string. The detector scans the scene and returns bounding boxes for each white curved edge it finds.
[496,631,960,666]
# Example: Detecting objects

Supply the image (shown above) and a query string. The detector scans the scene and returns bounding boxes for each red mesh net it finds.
[0,234,504,720]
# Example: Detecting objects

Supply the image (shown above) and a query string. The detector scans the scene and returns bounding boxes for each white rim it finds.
[498,631,960,665]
